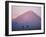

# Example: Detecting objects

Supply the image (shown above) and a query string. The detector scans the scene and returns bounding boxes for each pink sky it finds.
[11,6,41,19]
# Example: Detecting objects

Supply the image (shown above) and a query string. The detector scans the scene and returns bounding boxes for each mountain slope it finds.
[12,11,41,31]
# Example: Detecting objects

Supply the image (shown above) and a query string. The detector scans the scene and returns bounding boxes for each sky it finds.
[11,5,41,19]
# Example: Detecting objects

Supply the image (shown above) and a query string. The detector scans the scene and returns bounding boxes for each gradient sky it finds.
[11,5,41,19]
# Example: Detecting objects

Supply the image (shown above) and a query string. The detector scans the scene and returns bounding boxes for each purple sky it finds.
[11,6,41,19]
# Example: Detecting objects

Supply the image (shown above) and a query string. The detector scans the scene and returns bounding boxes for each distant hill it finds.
[12,11,41,31]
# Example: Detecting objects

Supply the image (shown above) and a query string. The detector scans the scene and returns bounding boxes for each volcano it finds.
[12,11,41,31]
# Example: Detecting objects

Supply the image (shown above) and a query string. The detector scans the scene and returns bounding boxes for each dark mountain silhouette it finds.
[12,11,41,31]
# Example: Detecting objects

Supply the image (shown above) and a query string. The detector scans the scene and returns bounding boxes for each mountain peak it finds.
[13,10,41,24]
